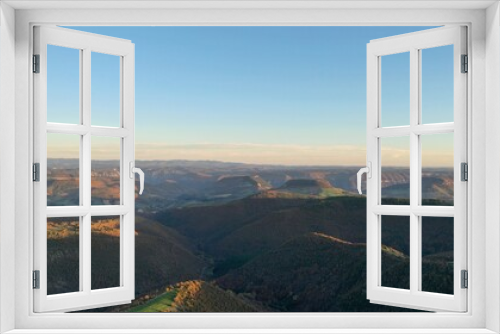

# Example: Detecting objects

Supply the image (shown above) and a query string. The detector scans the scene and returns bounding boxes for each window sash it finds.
[366,26,468,312]
[32,25,136,313]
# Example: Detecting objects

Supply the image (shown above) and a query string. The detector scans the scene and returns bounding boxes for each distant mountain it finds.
[138,160,255,169]
[381,175,454,204]
[282,179,332,189]
[256,178,346,199]
[209,175,271,199]
[422,176,454,203]
[47,168,79,206]
[47,159,454,211]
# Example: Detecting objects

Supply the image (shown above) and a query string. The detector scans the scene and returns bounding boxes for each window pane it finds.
[47,133,80,206]
[47,217,80,295]
[91,52,121,127]
[91,216,121,290]
[381,215,410,290]
[47,45,80,124]
[421,133,454,206]
[381,52,410,127]
[91,136,121,205]
[421,45,454,124]
[421,217,454,294]
[381,136,410,205]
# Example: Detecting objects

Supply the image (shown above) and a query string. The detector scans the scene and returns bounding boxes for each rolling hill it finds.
[47,159,454,211]
[208,175,271,199]
[255,179,346,199]
[217,232,411,312]
[158,196,452,277]
[162,280,259,312]
[110,280,261,312]
[205,196,368,272]
[44,160,455,312]
[47,215,207,296]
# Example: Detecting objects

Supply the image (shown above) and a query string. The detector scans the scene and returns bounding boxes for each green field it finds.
[129,289,178,312]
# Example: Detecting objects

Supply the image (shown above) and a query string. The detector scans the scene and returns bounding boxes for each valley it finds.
[45,159,454,312]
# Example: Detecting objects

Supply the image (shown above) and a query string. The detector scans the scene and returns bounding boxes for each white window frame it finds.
[1,1,499,333]
[365,26,468,312]
[33,25,136,313]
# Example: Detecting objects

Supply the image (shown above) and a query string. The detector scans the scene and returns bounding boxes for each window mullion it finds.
[409,47,420,294]
[82,48,92,294]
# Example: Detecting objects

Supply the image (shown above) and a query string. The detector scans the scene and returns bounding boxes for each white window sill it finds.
[4,329,498,334]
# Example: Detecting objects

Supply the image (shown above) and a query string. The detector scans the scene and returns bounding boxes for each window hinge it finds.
[461,54,468,73]
[33,163,40,182]
[33,270,40,289]
[33,54,40,73]
[461,270,468,289]
[461,162,468,181]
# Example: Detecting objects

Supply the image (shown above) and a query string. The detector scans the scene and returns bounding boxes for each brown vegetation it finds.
[171,280,259,312]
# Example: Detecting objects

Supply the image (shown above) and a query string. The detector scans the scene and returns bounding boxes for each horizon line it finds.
[47,158,454,169]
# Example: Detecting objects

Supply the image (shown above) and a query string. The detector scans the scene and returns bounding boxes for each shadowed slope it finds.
[217,232,410,312]
[47,215,207,297]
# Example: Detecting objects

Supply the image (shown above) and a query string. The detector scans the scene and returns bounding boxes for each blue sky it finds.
[47,26,454,166]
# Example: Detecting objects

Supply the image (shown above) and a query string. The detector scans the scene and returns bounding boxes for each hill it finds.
[157,196,310,244]
[281,178,333,190]
[47,169,79,206]
[45,160,456,313]
[209,175,271,199]
[170,280,259,312]
[206,196,368,273]
[217,232,411,312]
[47,215,207,296]
[381,172,453,205]
[133,216,208,295]
[255,178,346,199]
[421,176,454,204]
[47,160,454,212]
[66,194,452,313]
[123,280,260,312]
[158,196,452,277]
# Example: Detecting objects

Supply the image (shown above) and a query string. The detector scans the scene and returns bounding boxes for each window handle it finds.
[129,162,145,195]
[357,162,371,195]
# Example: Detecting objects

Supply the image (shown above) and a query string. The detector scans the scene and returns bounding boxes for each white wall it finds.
[0,2,16,333]
[485,2,500,333]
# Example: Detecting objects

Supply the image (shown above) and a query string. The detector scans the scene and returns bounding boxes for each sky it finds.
[46,26,454,166]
